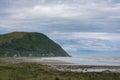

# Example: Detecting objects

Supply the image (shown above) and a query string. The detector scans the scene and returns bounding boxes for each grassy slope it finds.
[0,32,70,57]
[0,62,120,80]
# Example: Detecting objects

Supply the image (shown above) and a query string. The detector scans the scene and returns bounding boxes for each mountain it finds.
[0,32,70,57]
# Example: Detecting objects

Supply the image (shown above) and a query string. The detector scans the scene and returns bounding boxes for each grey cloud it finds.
[0,0,119,33]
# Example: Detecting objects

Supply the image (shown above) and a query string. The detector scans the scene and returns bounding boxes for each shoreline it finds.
[1,57,120,73]
[48,64,120,73]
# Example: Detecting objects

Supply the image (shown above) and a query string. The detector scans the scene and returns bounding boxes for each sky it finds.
[0,0,120,56]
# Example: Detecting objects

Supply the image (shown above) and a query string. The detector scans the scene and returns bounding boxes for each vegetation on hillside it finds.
[0,32,70,57]
[0,62,120,80]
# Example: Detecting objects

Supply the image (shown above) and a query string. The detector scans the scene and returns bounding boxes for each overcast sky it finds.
[0,0,120,56]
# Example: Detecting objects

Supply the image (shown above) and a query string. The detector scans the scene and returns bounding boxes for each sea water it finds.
[30,56,120,66]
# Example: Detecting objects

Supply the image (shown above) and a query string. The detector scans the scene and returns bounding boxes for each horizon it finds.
[0,0,120,57]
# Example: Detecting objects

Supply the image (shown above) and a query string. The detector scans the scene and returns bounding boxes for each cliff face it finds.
[0,32,70,57]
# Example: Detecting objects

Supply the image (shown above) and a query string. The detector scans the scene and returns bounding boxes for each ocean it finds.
[30,56,120,66]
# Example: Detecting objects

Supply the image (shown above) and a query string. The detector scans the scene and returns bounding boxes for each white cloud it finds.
[7,5,86,19]
[49,31,120,41]
[34,3,117,19]
[62,44,79,51]
[60,39,118,52]
[4,1,120,20]
[47,31,120,52]
[0,0,119,33]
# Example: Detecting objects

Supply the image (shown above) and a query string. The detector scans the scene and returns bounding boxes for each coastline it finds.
[48,65,120,73]
[1,57,120,73]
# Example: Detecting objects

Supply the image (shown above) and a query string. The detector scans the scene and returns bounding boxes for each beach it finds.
[1,57,120,73]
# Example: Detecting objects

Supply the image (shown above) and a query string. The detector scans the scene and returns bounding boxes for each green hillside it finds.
[0,32,70,57]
